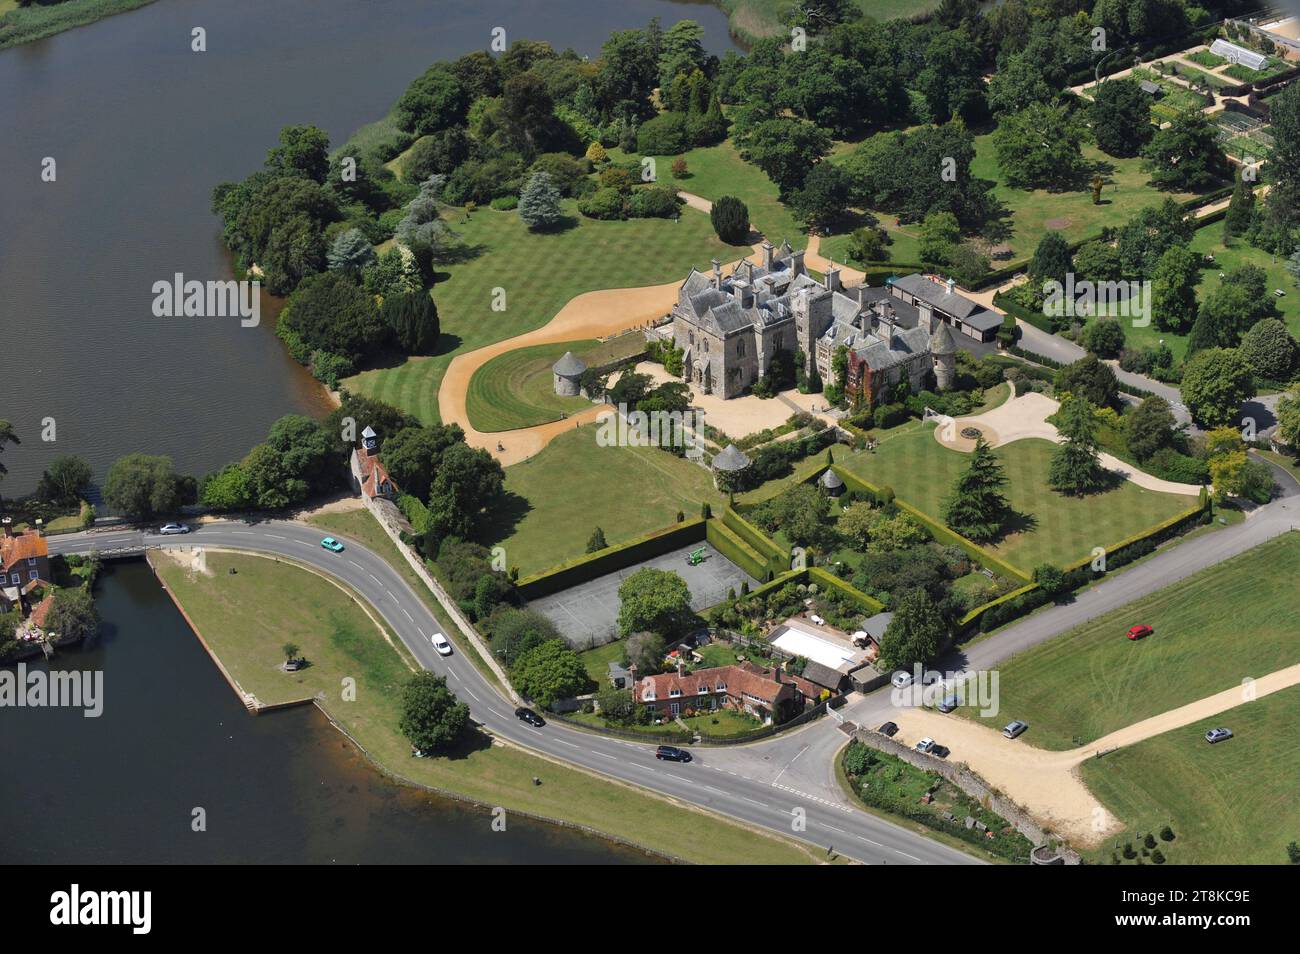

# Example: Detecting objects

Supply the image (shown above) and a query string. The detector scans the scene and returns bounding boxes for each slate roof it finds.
[552,351,587,377]
[712,444,751,471]
[820,469,844,489]
[931,320,959,355]
[890,273,981,319]
[800,659,849,691]
[855,324,932,370]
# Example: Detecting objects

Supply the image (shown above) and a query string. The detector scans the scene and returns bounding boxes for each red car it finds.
[1127,624,1153,641]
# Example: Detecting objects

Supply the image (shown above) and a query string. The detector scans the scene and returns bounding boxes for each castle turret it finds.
[930,321,958,391]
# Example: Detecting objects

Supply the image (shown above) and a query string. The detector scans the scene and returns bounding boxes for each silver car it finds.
[159,523,190,535]
[1003,720,1029,739]
[1205,727,1233,744]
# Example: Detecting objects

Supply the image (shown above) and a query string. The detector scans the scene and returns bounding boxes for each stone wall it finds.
[849,727,1081,864]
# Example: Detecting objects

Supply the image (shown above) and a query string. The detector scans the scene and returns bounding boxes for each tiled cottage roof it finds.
[1,530,48,572]
[637,662,798,705]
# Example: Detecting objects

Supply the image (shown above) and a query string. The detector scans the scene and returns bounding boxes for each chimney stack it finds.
[761,241,774,271]
[711,259,722,290]
[676,657,686,677]
[34,518,44,537]
[826,261,841,293]
[792,249,805,276]
[2,517,12,538]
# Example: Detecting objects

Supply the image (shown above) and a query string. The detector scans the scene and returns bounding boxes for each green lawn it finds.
[835,426,1196,573]
[1080,684,1300,864]
[1116,219,1299,364]
[614,140,804,248]
[154,551,825,864]
[481,427,724,576]
[967,137,1198,261]
[963,533,1300,751]
[578,639,626,686]
[342,200,734,424]
[465,334,646,432]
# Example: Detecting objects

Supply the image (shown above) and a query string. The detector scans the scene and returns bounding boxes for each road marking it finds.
[823,824,846,834]
[741,796,770,808]
[267,534,285,540]
[894,850,921,862]
[665,773,691,783]
[368,573,381,584]
[348,560,362,569]
[587,750,617,760]
[772,744,808,784]
[401,607,413,621]
[770,782,853,813]
[464,687,479,702]
[231,531,254,536]
[552,738,580,750]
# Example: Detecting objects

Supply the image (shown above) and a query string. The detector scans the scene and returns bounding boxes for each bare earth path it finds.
[889,661,1300,846]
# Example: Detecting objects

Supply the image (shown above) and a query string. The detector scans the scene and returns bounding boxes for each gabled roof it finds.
[890,273,982,319]
[29,592,55,629]
[1,530,48,572]
[855,324,931,370]
[799,659,848,691]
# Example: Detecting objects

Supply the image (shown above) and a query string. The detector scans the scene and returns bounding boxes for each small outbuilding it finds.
[710,443,751,489]
[820,468,845,497]
[552,351,587,396]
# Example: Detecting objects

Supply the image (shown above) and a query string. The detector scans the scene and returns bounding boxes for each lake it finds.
[0,0,739,495]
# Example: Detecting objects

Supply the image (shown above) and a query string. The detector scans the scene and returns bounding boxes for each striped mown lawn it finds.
[342,200,734,424]
[1081,683,1300,865]
[480,427,724,577]
[963,533,1300,751]
[836,426,1195,573]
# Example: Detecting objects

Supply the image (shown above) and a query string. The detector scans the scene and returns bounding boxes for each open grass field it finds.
[968,137,1198,261]
[613,140,805,246]
[1115,220,1300,364]
[481,427,724,576]
[963,532,1300,751]
[156,550,826,864]
[1080,683,1300,864]
[342,200,734,424]
[835,426,1195,572]
[464,333,647,432]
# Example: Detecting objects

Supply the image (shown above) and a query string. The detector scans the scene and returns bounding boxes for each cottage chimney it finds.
[676,657,686,677]
[1,517,11,538]
[762,241,774,271]
[628,663,638,694]
[711,258,722,290]
[946,276,956,295]
[34,518,43,537]
[772,663,782,684]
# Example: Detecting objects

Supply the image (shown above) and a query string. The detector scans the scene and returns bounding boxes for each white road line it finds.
[741,796,769,808]
[894,850,921,862]
[401,607,413,621]
[552,738,580,750]
[588,750,617,760]
[464,687,479,702]
[348,560,362,569]
[368,573,381,584]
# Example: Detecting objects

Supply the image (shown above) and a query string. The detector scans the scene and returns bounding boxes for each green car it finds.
[320,537,345,553]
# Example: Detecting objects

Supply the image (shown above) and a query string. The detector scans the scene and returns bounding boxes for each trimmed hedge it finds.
[993,290,1054,334]
[828,464,1033,584]
[721,506,788,576]
[706,518,771,582]
[807,566,885,615]
[516,517,707,600]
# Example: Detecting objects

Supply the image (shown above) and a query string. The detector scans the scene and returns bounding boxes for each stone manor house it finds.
[670,242,999,404]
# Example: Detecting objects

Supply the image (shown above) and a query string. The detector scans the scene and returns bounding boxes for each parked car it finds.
[931,744,950,759]
[430,633,452,657]
[937,693,960,713]
[915,737,936,754]
[877,721,899,737]
[655,745,692,763]
[1127,624,1153,640]
[1205,727,1233,744]
[891,670,914,689]
[1003,720,1029,739]
[514,707,545,728]
[320,537,345,553]
[158,523,190,535]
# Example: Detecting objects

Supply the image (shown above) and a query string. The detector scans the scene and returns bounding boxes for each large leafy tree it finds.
[877,588,947,672]
[1088,78,1153,158]
[511,640,589,708]
[1240,319,1298,381]
[1115,199,1193,280]
[45,588,101,643]
[993,103,1088,190]
[915,27,987,123]
[264,124,331,183]
[1150,244,1201,333]
[790,161,851,230]
[1049,397,1106,495]
[986,52,1056,117]
[941,438,1011,543]
[395,66,469,136]
[1276,383,1300,450]
[399,671,469,753]
[617,567,693,637]
[1180,347,1255,427]
[426,442,504,540]
[36,455,93,506]
[279,271,388,365]
[103,453,182,520]
[742,117,831,198]
[1125,396,1177,462]
[1055,354,1120,410]
[1141,112,1227,192]
[380,424,463,501]
[1029,231,1072,288]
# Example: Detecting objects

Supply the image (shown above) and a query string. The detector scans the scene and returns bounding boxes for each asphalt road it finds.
[47,521,977,866]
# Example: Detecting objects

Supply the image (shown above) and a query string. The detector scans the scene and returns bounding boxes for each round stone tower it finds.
[552,351,587,397]
[930,321,958,392]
